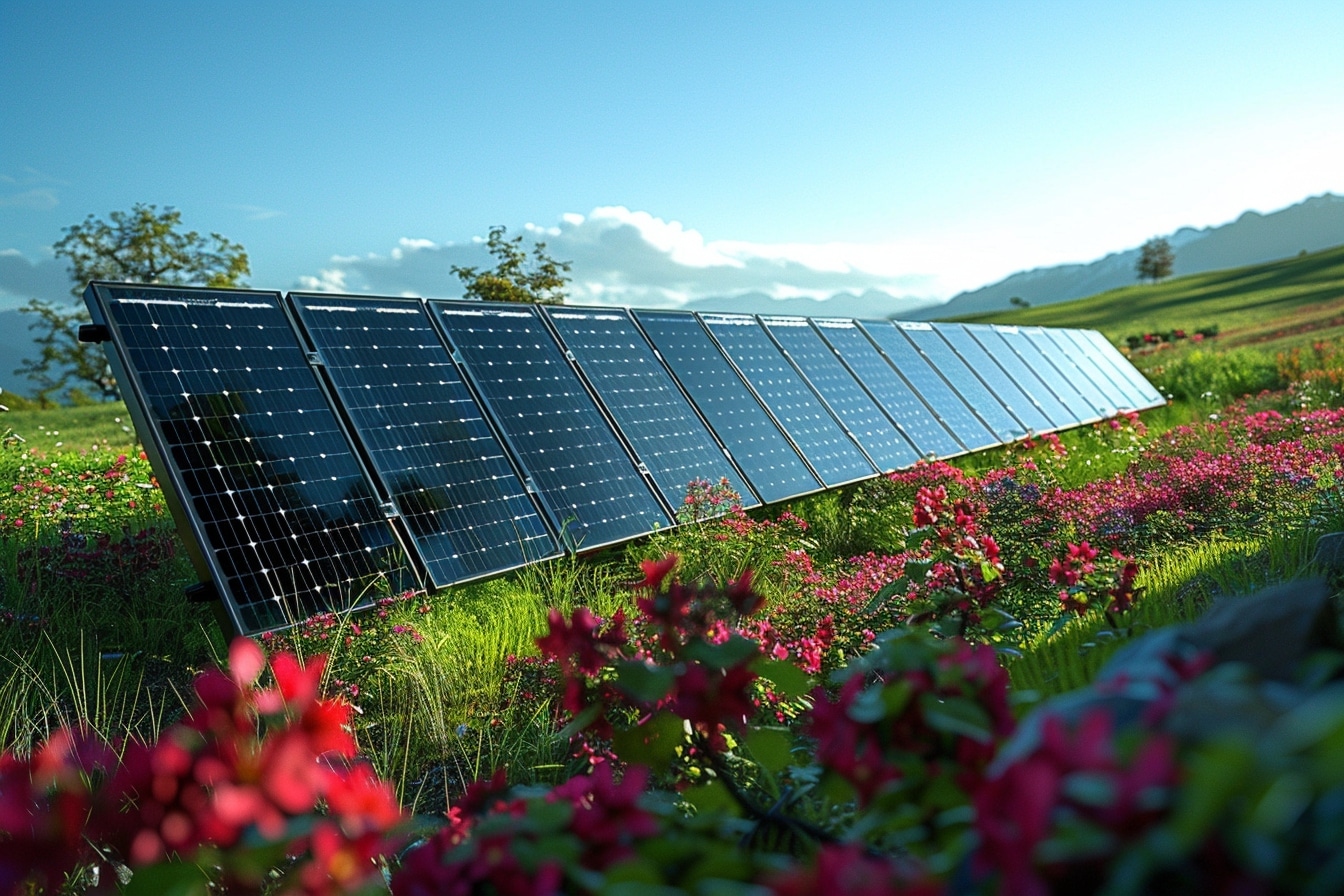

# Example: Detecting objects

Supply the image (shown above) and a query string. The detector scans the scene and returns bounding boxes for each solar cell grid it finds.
[1040,329,1131,411]
[702,313,876,486]
[1073,329,1165,407]
[761,316,920,472]
[898,323,1026,440]
[961,324,1079,428]
[542,307,758,509]
[429,302,670,549]
[813,319,965,457]
[289,295,561,587]
[934,324,1058,432]
[992,326,1099,423]
[1022,326,1119,417]
[1055,329,1143,408]
[859,321,1000,451]
[633,310,820,504]
[89,284,409,634]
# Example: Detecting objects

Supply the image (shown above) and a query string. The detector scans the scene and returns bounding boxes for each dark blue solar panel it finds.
[761,316,920,472]
[897,323,1026,440]
[289,295,562,586]
[702,313,875,487]
[993,326,1099,423]
[935,324,1058,432]
[1072,329,1165,408]
[87,284,410,634]
[1055,329,1144,408]
[633,310,820,504]
[814,319,964,457]
[542,307,758,510]
[859,322,999,451]
[1022,327,1118,417]
[962,324,1078,427]
[428,301,669,550]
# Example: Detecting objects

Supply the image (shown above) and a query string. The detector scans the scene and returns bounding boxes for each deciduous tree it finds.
[1135,237,1174,283]
[451,225,571,305]
[17,204,250,404]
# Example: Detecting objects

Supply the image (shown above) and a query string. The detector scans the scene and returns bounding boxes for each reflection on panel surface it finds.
[762,316,921,472]
[634,310,820,503]
[88,284,409,634]
[935,324,1058,432]
[543,307,758,509]
[289,294,561,587]
[1022,327,1118,417]
[861,322,999,450]
[430,302,670,550]
[815,320,965,457]
[898,323,1026,440]
[702,313,875,486]
[960,324,1078,428]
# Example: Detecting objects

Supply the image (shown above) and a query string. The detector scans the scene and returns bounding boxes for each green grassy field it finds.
[952,243,1344,352]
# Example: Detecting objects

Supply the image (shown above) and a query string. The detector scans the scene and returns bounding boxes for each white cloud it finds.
[228,204,285,221]
[0,189,59,210]
[292,207,1014,312]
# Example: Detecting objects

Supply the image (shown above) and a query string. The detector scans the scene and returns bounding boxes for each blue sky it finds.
[3,1,1342,312]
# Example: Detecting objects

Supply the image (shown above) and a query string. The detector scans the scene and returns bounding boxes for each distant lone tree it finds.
[1136,237,1174,284]
[1009,296,1031,308]
[17,204,250,404]
[451,225,571,305]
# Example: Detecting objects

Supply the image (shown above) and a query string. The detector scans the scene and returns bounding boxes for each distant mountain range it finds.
[920,192,1344,319]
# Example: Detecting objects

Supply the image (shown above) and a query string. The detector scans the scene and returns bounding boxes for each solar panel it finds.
[859,321,1000,451]
[540,306,759,510]
[84,283,412,635]
[896,323,1027,440]
[427,301,671,550]
[934,323,1059,432]
[1038,328,1132,411]
[813,319,965,457]
[701,313,876,487]
[633,310,821,504]
[1021,326,1119,417]
[1072,329,1166,408]
[760,316,921,472]
[991,325,1100,424]
[1054,329,1147,409]
[287,294,562,587]
[961,324,1079,427]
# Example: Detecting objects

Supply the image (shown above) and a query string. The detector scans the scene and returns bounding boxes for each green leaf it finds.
[614,660,677,703]
[745,727,795,773]
[682,779,739,816]
[905,528,935,551]
[558,703,603,741]
[866,577,910,613]
[752,657,812,700]
[684,635,760,670]
[611,711,686,773]
[918,693,992,742]
[121,861,213,896]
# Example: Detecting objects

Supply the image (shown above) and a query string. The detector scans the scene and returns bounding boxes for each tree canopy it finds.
[1136,237,1174,284]
[451,225,572,305]
[17,204,251,404]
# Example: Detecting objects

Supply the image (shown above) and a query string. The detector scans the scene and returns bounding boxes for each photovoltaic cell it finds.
[1073,329,1165,408]
[761,316,921,472]
[542,307,758,509]
[633,310,820,504]
[1040,329,1131,411]
[288,294,561,587]
[86,284,409,634]
[993,326,1099,424]
[860,321,1000,451]
[1022,326,1118,417]
[1055,329,1144,408]
[702,313,876,486]
[897,323,1027,440]
[428,301,670,549]
[814,319,964,457]
[934,324,1059,432]
[961,324,1078,427]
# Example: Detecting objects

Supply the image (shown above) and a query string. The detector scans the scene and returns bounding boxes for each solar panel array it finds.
[85,282,1164,633]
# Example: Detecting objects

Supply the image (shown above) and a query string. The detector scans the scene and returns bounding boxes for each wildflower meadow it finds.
[4,333,1344,894]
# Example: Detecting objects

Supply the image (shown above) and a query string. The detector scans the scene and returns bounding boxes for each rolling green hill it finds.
[948,243,1344,352]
